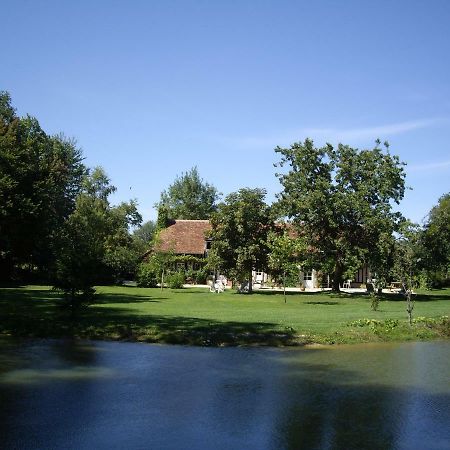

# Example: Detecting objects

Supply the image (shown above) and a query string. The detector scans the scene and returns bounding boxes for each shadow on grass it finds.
[256,290,369,300]
[0,287,301,347]
[305,301,340,306]
[380,292,450,302]
[93,293,162,304]
[256,290,330,297]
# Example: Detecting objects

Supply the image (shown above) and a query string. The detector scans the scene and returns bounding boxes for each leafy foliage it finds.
[209,188,273,293]
[275,139,406,291]
[267,228,305,300]
[391,221,422,324]
[136,262,159,288]
[133,220,157,246]
[166,272,186,289]
[0,92,86,280]
[421,193,450,282]
[53,168,142,309]
[156,166,220,220]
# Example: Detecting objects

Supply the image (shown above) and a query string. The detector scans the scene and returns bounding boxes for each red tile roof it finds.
[156,220,212,255]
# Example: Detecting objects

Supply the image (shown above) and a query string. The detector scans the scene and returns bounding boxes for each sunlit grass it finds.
[0,285,448,346]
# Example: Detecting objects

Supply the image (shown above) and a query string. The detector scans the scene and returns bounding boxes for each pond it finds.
[0,339,449,449]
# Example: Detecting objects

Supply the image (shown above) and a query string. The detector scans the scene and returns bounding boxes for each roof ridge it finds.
[174,219,210,222]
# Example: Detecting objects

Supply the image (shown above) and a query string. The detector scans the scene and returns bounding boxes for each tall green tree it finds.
[0,92,86,280]
[421,192,450,277]
[156,166,220,220]
[54,167,141,309]
[275,139,406,292]
[209,188,273,293]
[133,220,157,245]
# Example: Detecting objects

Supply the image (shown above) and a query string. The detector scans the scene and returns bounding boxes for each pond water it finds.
[0,339,449,450]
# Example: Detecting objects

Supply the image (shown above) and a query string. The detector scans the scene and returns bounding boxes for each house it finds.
[155,219,212,258]
[152,219,367,289]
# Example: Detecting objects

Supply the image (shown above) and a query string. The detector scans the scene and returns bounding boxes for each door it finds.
[303,271,313,289]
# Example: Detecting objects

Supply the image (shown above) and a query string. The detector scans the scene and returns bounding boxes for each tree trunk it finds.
[332,260,343,292]
[403,279,414,326]
[248,272,253,294]
[161,268,164,291]
[283,270,286,303]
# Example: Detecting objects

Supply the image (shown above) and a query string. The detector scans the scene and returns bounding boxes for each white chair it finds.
[210,280,224,293]
[343,280,351,289]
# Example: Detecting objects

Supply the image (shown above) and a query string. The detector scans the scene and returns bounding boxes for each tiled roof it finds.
[156,220,212,255]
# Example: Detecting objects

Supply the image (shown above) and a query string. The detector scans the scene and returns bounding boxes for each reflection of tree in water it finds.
[208,352,403,449]
[276,376,399,449]
[0,339,104,450]
[50,338,99,366]
[1,342,449,449]
[271,357,449,450]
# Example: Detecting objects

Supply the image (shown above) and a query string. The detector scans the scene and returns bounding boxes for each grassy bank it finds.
[0,285,449,346]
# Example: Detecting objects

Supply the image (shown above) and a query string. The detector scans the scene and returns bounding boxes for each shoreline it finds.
[2,322,448,348]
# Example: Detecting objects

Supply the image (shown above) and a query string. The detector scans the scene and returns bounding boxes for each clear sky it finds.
[2,0,449,224]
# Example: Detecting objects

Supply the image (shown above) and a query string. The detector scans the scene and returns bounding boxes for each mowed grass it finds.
[0,285,449,346]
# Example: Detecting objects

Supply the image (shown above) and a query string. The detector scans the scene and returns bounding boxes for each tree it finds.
[156,166,220,219]
[53,167,142,310]
[421,193,450,281]
[0,92,86,281]
[392,222,422,325]
[209,188,273,293]
[275,139,406,292]
[267,228,305,302]
[133,220,157,246]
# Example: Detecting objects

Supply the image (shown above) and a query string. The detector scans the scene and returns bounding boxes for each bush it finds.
[167,272,185,289]
[370,293,380,311]
[185,267,209,284]
[427,271,450,288]
[136,262,158,288]
[347,318,399,333]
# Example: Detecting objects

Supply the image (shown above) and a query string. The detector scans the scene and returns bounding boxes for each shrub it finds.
[167,272,185,289]
[185,267,209,284]
[347,318,399,333]
[412,315,449,325]
[370,293,380,311]
[136,262,158,288]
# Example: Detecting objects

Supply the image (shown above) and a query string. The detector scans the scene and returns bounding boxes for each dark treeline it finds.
[0,91,87,282]
[0,92,147,305]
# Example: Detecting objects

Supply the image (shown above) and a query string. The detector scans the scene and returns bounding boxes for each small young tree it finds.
[392,222,422,325]
[153,250,175,291]
[267,229,305,303]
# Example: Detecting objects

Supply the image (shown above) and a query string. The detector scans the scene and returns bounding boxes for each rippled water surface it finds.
[0,339,449,449]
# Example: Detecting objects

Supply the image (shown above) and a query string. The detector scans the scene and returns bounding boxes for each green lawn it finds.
[0,285,449,346]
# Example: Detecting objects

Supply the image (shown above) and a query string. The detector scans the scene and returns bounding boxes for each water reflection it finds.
[0,339,449,450]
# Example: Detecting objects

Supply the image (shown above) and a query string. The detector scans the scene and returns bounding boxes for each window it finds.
[304,271,313,281]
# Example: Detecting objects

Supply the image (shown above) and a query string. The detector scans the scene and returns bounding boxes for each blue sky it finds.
[2,0,449,224]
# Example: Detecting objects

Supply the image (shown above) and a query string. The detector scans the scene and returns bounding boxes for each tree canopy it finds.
[0,91,86,281]
[421,192,450,273]
[156,166,220,220]
[53,167,142,309]
[275,139,406,291]
[209,188,273,293]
